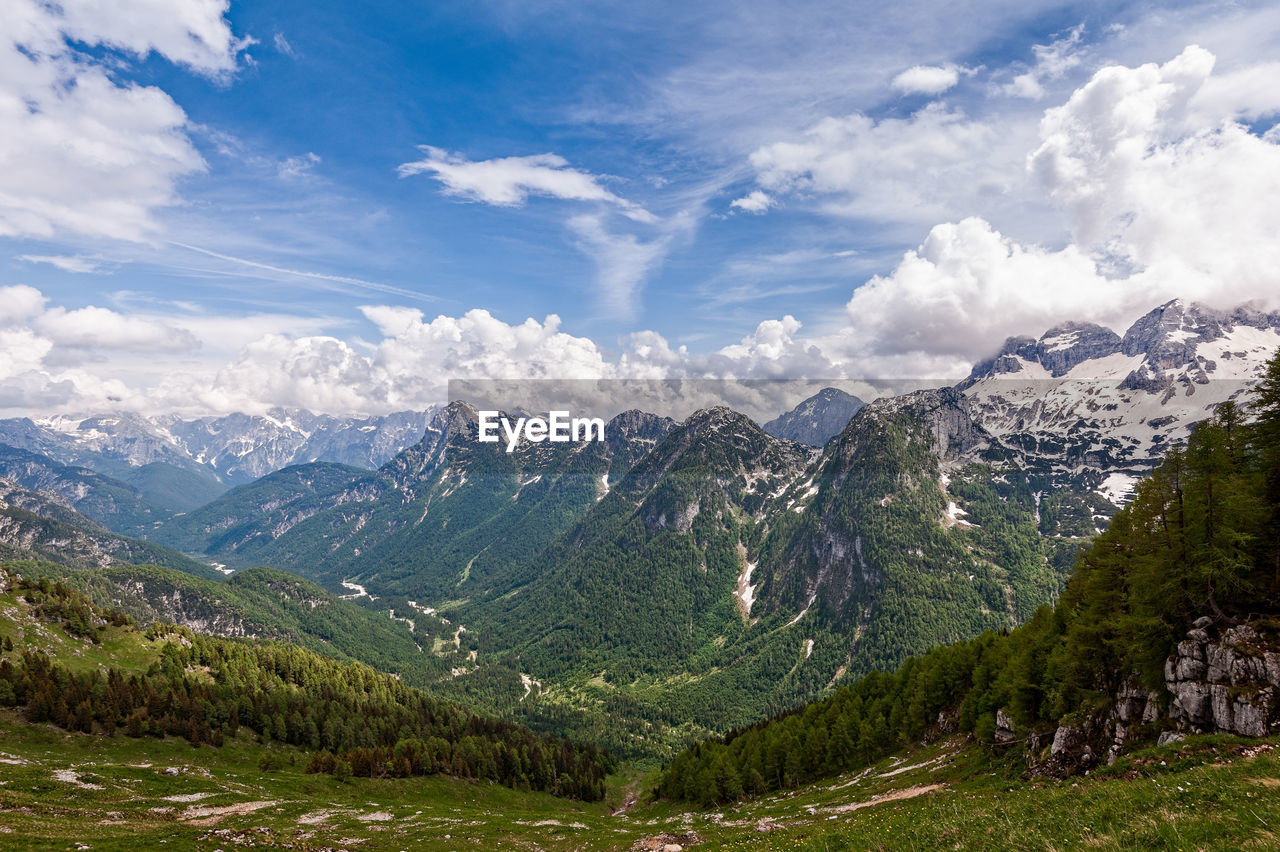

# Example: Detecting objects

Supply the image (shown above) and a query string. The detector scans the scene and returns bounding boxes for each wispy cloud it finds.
[997,24,1086,100]
[168,242,437,302]
[568,215,672,317]
[17,254,110,274]
[273,32,297,58]
[397,147,657,223]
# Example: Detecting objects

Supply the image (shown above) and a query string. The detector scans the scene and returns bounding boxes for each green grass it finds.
[1,708,1276,851]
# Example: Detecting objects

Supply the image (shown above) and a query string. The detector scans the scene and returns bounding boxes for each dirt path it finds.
[611,778,642,816]
[182,800,278,826]
[825,783,945,814]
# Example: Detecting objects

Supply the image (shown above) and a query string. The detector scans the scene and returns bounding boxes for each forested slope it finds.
[659,350,1280,804]
[0,566,611,800]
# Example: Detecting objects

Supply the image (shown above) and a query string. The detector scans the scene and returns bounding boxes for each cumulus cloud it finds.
[838,45,1280,374]
[891,64,962,95]
[0,0,247,242]
[0,285,47,325]
[729,190,774,214]
[841,217,1112,371]
[737,103,1005,223]
[4,47,1279,418]
[34,306,200,353]
[397,147,656,223]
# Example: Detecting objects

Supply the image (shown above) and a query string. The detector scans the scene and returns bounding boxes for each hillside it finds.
[0,443,178,536]
[658,349,1280,804]
[152,404,677,601]
[0,479,221,579]
[2,560,1277,850]
[0,565,611,802]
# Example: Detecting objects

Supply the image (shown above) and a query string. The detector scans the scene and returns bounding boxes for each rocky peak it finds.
[967,335,1039,378]
[1120,299,1224,366]
[763,388,866,447]
[606,409,677,444]
[858,387,990,462]
[1035,321,1122,377]
[968,322,1122,380]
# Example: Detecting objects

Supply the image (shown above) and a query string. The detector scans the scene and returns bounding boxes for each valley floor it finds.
[1,713,1277,851]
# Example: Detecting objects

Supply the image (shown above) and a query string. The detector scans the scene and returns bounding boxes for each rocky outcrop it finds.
[1038,616,1280,776]
[1165,617,1279,738]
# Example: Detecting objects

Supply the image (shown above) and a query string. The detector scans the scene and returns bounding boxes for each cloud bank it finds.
[4,44,1280,417]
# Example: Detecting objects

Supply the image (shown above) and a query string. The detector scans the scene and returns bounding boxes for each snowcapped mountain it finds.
[957,299,1280,496]
[0,407,436,487]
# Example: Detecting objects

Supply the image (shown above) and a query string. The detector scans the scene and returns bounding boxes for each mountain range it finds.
[0,407,435,498]
[2,298,1277,756]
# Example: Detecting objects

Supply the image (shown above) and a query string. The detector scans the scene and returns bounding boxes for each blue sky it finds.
[3,0,1280,415]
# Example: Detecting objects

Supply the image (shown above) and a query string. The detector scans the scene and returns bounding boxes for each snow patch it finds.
[1097,472,1139,506]
[786,597,815,627]
[735,560,757,617]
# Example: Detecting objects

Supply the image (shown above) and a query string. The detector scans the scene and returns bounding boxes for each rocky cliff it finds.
[1032,616,1280,776]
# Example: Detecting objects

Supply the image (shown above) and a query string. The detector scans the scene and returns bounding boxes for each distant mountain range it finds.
[2,297,1277,756]
[0,407,436,494]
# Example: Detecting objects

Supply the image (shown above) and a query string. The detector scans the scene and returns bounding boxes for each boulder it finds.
[1170,681,1212,727]
[995,709,1016,742]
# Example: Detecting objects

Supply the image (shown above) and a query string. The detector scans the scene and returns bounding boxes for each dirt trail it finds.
[611,778,642,816]
[182,800,278,826]
[825,783,944,814]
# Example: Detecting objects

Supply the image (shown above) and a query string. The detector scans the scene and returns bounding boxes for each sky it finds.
[3,0,1280,416]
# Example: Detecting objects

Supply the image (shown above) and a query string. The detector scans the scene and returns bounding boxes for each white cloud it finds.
[0,285,47,325]
[835,45,1280,375]
[568,215,671,317]
[33,306,200,353]
[1029,44,1280,303]
[0,328,54,381]
[397,147,657,223]
[277,152,320,179]
[16,254,107,274]
[4,45,1280,416]
[840,217,1112,370]
[0,0,247,242]
[273,32,297,58]
[729,190,774,214]
[891,64,962,95]
[53,0,250,77]
[740,103,1007,223]
[999,24,1085,100]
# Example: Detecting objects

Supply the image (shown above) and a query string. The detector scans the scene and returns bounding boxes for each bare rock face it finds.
[1164,619,1279,738]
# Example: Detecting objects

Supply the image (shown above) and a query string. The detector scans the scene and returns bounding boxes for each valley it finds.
[3,299,1280,848]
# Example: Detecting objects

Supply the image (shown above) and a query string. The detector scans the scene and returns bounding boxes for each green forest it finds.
[658,351,1280,805]
[0,571,612,801]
